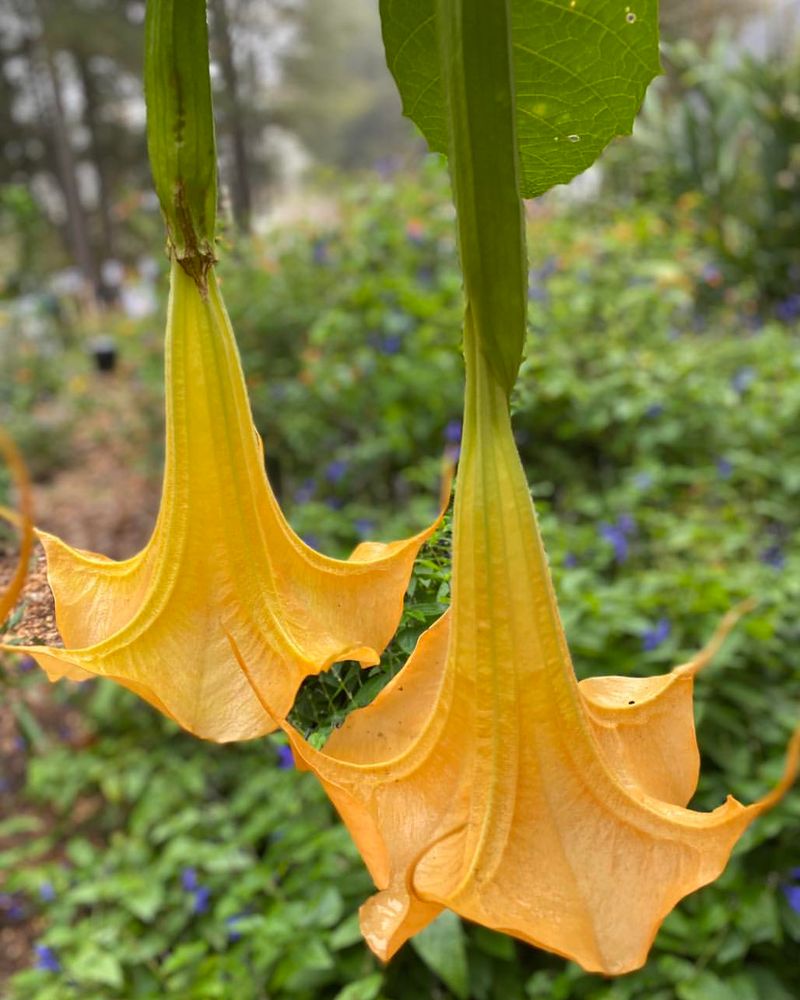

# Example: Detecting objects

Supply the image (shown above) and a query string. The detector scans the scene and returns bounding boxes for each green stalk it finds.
[145,0,217,286]
[436,0,527,397]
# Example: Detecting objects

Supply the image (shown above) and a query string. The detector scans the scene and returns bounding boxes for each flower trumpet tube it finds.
[244,320,800,974]
[1,262,447,741]
[0,429,34,626]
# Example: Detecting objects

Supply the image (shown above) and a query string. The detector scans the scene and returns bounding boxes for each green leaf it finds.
[333,974,384,1000]
[145,0,217,281]
[70,947,125,990]
[380,0,661,198]
[411,910,469,1000]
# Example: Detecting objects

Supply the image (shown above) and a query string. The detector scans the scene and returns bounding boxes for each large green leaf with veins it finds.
[380,0,661,198]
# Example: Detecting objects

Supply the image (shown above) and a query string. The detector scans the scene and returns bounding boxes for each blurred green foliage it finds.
[604,36,800,309]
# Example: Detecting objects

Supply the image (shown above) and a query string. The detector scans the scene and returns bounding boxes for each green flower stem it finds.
[436,0,527,396]
[145,0,217,286]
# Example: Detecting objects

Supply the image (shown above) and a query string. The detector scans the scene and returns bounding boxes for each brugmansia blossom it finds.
[237,322,800,975]
[1,263,446,742]
[0,429,34,627]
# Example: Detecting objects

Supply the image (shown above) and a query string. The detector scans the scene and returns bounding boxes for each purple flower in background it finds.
[34,945,60,973]
[192,885,211,915]
[444,419,462,444]
[417,266,434,287]
[784,885,800,914]
[564,552,579,569]
[18,656,36,673]
[380,335,402,356]
[311,239,329,266]
[325,459,348,484]
[373,156,399,178]
[293,479,316,505]
[226,914,246,942]
[633,472,653,491]
[617,513,635,536]
[39,882,56,903]
[277,745,294,770]
[181,867,199,893]
[599,515,636,565]
[301,534,320,551]
[325,497,343,511]
[0,892,25,921]
[642,618,671,652]
[731,367,756,394]
[716,457,733,480]
[760,545,785,570]
[355,519,375,538]
[645,403,665,419]
[775,294,800,324]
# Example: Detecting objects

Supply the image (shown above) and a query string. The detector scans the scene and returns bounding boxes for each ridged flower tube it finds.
[1,262,445,741]
[240,318,800,975]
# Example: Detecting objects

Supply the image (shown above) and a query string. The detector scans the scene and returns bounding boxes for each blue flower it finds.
[34,944,60,973]
[181,867,199,892]
[355,519,375,538]
[39,882,56,903]
[444,419,462,444]
[784,885,800,914]
[0,892,25,921]
[311,239,329,266]
[642,618,671,653]
[18,656,36,673]
[277,745,294,770]
[293,478,316,504]
[226,914,246,942]
[716,457,733,480]
[617,513,635,536]
[301,534,320,551]
[380,335,402,356]
[776,294,800,324]
[193,885,211,915]
[564,552,579,569]
[731,367,755,394]
[760,545,785,570]
[325,460,348,484]
[633,472,653,491]
[325,497,343,511]
[599,515,635,565]
[645,403,664,419]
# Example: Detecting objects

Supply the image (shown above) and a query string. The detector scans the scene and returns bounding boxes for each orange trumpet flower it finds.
[239,321,799,974]
[1,263,445,742]
[0,429,34,627]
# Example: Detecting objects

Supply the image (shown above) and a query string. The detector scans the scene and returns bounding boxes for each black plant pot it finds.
[89,336,118,373]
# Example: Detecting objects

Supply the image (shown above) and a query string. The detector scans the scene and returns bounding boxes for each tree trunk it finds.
[212,0,253,233]
[74,51,115,265]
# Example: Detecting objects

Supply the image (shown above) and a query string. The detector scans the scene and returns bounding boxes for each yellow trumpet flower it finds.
[1,262,445,742]
[238,321,799,974]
